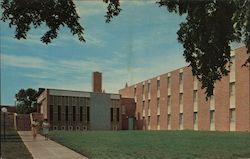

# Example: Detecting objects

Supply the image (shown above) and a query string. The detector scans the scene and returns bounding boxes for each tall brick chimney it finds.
[92,72,102,93]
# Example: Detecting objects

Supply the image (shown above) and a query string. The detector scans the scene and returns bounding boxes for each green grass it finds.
[1,129,33,159]
[49,130,250,159]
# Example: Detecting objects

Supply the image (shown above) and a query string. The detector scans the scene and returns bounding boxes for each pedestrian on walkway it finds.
[42,119,50,140]
[31,119,39,140]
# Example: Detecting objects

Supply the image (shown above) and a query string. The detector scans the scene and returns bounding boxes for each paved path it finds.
[18,131,88,159]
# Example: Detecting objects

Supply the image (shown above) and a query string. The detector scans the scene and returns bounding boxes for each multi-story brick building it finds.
[119,46,250,132]
[37,72,122,131]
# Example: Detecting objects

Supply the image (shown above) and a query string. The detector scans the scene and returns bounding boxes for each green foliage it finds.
[103,0,122,23]
[158,0,250,98]
[15,88,37,114]
[49,130,250,159]
[1,0,85,44]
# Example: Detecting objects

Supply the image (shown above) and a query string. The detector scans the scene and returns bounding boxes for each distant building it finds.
[119,47,250,132]
[37,72,124,131]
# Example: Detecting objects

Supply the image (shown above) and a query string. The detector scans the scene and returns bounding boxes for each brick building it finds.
[37,72,122,130]
[119,46,250,132]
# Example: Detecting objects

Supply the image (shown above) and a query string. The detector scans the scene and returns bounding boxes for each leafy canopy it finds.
[15,88,37,114]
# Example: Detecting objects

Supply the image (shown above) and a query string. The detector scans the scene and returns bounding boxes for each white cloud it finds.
[1,54,48,69]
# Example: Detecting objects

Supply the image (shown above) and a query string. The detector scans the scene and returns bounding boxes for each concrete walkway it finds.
[18,131,88,159]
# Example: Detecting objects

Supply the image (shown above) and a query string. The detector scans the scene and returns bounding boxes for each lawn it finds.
[1,129,33,159]
[49,130,250,159]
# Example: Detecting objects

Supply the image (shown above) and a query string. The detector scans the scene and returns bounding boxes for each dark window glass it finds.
[58,105,61,121]
[116,108,119,122]
[80,106,83,121]
[73,106,76,121]
[50,105,53,121]
[87,107,90,122]
[65,106,68,121]
[111,108,114,122]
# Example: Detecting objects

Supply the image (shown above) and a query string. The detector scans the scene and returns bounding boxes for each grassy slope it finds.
[49,130,250,159]
[1,129,33,159]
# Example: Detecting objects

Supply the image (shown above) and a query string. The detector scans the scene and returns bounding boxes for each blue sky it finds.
[0,1,241,105]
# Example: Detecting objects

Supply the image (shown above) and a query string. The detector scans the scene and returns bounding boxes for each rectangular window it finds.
[167,95,171,107]
[179,93,183,105]
[179,72,183,84]
[230,108,236,122]
[229,82,235,97]
[194,90,198,103]
[122,105,126,114]
[58,105,61,121]
[87,107,90,122]
[167,76,171,87]
[50,105,53,121]
[179,113,183,125]
[157,80,160,90]
[142,84,145,94]
[167,114,171,126]
[134,87,136,96]
[65,106,68,121]
[80,106,83,121]
[73,106,76,121]
[147,83,150,93]
[142,101,145,110]
[111,108,114,122]
[117,108,119,122]
[157,98,160,107]
[194,112,198,124]
[210,110,215,123]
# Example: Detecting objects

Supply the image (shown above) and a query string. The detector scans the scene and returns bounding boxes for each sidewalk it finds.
[18,131,88,159]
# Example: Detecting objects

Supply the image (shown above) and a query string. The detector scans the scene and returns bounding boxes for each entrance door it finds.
[128,117,134,130]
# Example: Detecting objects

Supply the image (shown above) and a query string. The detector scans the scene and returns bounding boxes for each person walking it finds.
[31,119,39,140]
[42,119,50,140]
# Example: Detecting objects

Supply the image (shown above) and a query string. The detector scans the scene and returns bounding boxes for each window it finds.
[157,98,160,108]
[157,80,160,90]
[87,107,90,122]
[179,93,183,105]
[86,98,90,106]
[122,105,126,115]
[167,95,171,107]
[73,106,76,121]
[230,108,236,122]
[134,87,136,97]
[142,101,145,110]
[167,115,171,127]
[49,105,53,121]
[179,113,183,127]
[147,83,150,93]
[65,106,68,121]
[179,72,183,84]
[229,82,235,97]
[210,110,215,123]
[117,108,119,122]
[167,76,171,87]
[193,90,198,103]
[142,84,145,94]
[110,108,114,122]
[80,106,83,121]
[58,105,61,121]
[194,112,198,124]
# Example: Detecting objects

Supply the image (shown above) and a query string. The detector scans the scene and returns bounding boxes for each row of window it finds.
[49,105,120,123]
[49,105,89,122]
[145,108,236,130]
[49,96,90,106]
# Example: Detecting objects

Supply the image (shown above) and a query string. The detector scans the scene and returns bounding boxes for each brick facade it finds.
[119,46,250,132]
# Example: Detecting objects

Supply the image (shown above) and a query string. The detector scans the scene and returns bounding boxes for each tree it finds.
[157,0,250,98]
[1,0,249,98]
[15,88,38,114]
[1,0,120,44]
